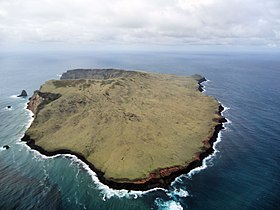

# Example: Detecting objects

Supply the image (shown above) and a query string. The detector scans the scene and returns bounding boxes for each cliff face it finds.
[23,69,225,190]
[27,91,61,115]
[27,91,43,115]
[61,69,148,80]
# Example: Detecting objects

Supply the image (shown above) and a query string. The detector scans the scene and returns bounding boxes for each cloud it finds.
[0,0,279,48]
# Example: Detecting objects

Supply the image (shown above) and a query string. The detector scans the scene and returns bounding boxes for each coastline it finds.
[21,77,227,191]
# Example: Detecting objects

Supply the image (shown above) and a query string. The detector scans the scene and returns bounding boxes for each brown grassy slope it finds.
[26,72,220,181]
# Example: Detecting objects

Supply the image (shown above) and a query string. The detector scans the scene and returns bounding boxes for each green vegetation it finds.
[26,71,220,181]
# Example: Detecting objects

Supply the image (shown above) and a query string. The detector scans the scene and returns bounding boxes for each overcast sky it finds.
[0,0,280,50]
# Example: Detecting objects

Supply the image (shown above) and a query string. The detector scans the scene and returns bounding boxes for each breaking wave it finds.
[155,199,183,210]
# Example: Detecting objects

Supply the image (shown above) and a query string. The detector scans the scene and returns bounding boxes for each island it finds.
[22,69,226,190]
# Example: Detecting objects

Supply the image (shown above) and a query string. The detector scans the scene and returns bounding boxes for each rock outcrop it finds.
[191,74,207,84]
[3,145,10,149]
[17,90,28,97]
[191,74,207,92]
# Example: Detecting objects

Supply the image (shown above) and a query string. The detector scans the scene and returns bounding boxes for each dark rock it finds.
[191,74,207,84]
[198,84,204,92]
[3,145,10,149]
[7,106,11,109]
[18,90,28,97]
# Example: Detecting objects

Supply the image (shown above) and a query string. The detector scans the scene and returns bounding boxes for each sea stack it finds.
[3,145,10,149]
[17,90,28,97]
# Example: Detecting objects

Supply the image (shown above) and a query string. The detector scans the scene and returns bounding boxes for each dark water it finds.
[0,51,279,210]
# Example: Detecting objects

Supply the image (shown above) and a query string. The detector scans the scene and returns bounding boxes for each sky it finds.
[0,0,280,51]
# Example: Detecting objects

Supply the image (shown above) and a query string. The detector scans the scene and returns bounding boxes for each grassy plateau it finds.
[25,69,221,184]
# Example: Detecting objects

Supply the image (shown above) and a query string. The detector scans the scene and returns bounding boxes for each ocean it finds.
[0,50,279,210]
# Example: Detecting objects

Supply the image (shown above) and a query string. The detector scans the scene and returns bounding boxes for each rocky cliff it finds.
[27,91,61,115]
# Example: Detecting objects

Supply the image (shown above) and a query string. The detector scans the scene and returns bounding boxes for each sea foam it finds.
[168,188,189,198]
[170,101,229,184]
[26,108,34,128]
[22,147,167,200]
[155,198,183,210]
[4,106,13,111]
[9,94,19,99]
[9,94,26,101]
[69,154,167,200]
[200,79,209,93]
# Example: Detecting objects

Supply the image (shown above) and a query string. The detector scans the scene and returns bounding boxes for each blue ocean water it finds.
[0,51,279,210]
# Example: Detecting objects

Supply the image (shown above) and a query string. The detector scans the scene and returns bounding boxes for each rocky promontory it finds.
[22,69,225,190]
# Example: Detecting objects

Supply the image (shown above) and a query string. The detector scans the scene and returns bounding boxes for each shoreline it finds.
[21,77,227,191]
